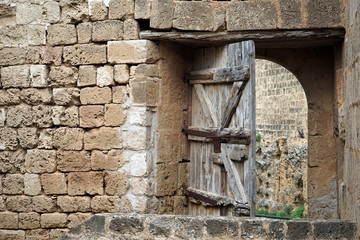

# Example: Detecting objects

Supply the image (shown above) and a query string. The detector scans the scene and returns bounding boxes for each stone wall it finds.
[255,59,308,212]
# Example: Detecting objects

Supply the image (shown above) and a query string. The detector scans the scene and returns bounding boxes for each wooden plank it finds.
[221,146,248,204]
[194,84,219,127]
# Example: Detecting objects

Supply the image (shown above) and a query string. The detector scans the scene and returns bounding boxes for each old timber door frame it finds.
[183,41,256,217]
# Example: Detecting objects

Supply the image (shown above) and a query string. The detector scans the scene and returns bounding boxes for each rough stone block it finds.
[24,174,41,196]
[214,6,226,32]
[279,0,302,29]
[67,213,93,229]
[241,219,266,238]
[41,46,63,66]
[93,20,123,42]
[3,174,24,194]
[135,0,151,19]
[227,2,278,31]
[0,89,21,106]
[40,213,68,228]
[31,196,57,213]
[91,150,126,170]
[0,230,24,240]
[173,2,214,31]
[286,221,312,239]
[91,196,121,212]
[97,65,114,87]
[149,216,174,237]
[174,217,203,239]
[129,152,148,177]
[52,106,79,127]
[18,128,38,149]
[30,65,49,87]
[78,65,97,87]
[38,129,53,149]
[57,196,91,212]
[173,196,188,215]
[128,107,148,126]
[124,19,139,40]
[1,65,30,88]
[27,25,47,46]
[49,65,78,87]
[109,215,144,233]
[307,0,341,28]
[130,78,159,105]
[68,172,103,196]
[156,163,177,196]
[206,219,238,237]
[32,105,53,128]
[150,0,174,29]
[0,150,26,174]
[6,196,32,212]
[104,104,126,126]
[63,44,107,65]
[24,229,49,240]
[19,212,40,230]
[43,2,61,23]
[50,229,69,239]
[114,64,130,84]
[113,86,129,104]
[0,108,4,127]
[20,88,52,105]
[41,173,67,195]
[84,127,122,150]
[0,197,4,211]
[157,130,184,164]
[60,1,89,24]
[0,127,18,150]
[57,151,91,172]
[0,4,16,26]
[25,149,56,174]
[47,24,77,46]
[131,178,153,196]
[77,22,92,44]
[89,0,108,21]
[79,105,104,128]
[80,87,112,104]
[127,127,147,150]
[0,25,27,45]
[16,3,43,25]
[268,221,285,239]
[53,127,84,150]
[0,47,27,66]
[109,0,135,20]
[0,212,18,229]
[104,171,129,195]
[130,64,159,78]
[108,40,159,64]
[53,88,80,105]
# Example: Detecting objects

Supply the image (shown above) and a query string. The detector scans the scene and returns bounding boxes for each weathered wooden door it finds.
[184,41,256,217]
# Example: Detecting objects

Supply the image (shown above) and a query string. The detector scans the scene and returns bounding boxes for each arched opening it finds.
[255,59,308,216]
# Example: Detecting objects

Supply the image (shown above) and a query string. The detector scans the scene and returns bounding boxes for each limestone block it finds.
[24,174,41,196]
[156,163,178,196]
[0,4,16,26]
[3,174,24,194]
[68,172,103,195]
[32,105,53,128]
[67,213,93,229]
[52,106,79,127]
[0,47,27,66]
[214,6,226,32]
[227,2,278,31]
[306,0,342,28]
[114,64,130,84]
[78,65,97,87]
[0,108,5,127]
[57,196,91,212]
[19,212,40,230]
[50,229,69,240]
[60,1,89,24]
[173,2,214,31]
[150,0,174,29]
[57,151,91,172]
[20,88,52,105]
[84,127,122,150]
[0,230,25,240]
[91,196,121,212]
[30,65,49,87]
[130,78,159,106]
[1,65,30,88]
[0,89,21,106]
[25,149,56,174]
[79,105,104,128]
[135,0,151,19]
[27,25,46,46]
[41,173,67,195]
[89,0,108,21]
[6,196,32,212]
[40,213,68,228]
[41,46,63,66]
[97,65,114,87]
[0,25,27,45]
[63,44,107,65]
[43,2,61,24]
[131,178,153,196]
[77,23,93,44]
[124,19,140,40]
[113,86,129,104]
[91,149,126,170]
[49,65,78,87]
[109,0,135,20]
[16,3,43,24]
[130,64,159,78]
[279,0,302,29]
[174,196,188,215]
[0,127,18,150]
[80,87,112,104]
[0,150,26,174]
[38,129,53,149]
[47,24,77,46]
[108,40,159,64]
[92,20,123,42]
[157,130,184,164]
[0,212,18,229]
[127,127,147,150]
[18,128,38,149]
[25,229,49,240]
[105,104,126,126]
[53,127,84,150]
[0,197,4,210]
[53,88,80,105]
[104,171,129,195]
[31,196,57,213]
[128,107,148,126]
[129,152,148,177]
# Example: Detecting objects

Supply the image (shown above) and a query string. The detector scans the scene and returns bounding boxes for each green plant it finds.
[256,205,306,220]
[291,206,305,219]
[256,134,261,142]
[283,204,293,216]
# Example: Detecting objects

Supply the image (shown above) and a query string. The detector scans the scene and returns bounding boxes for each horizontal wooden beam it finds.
[140,29,345,47]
